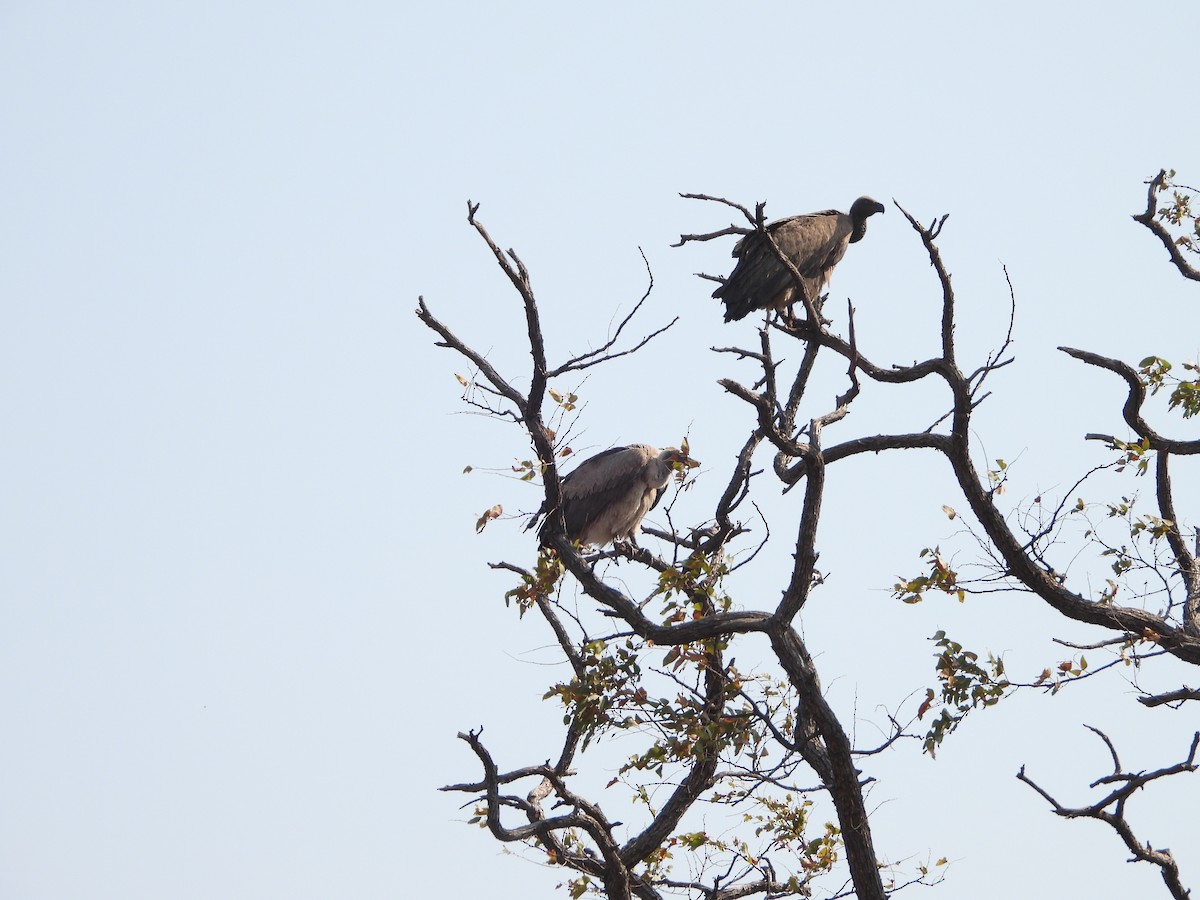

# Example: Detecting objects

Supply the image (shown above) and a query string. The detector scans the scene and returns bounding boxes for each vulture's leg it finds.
[786,287,830,329]
[604,539,631,565]
[765,308,790,331]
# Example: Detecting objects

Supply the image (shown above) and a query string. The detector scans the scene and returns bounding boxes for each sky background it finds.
[2,2,1199,898]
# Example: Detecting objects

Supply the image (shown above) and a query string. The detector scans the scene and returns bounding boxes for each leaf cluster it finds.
[918,631,1012,756]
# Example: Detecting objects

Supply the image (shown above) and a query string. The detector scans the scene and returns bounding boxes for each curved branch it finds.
[621,646,724,867]
[788,319,950,385]
[1060,346,1200,455]
[776,436,824,624]
[1017,728,1199,900]
[465,202,551,415]
[417,297,528,416]
[1156,451,1200,635]
[768,625,886,900]
[778,432,950,486]
[943,387,1200,663]
[881,211,1200,665]
[450,729,624,890]
[1139,687,1200,707]
[549,248,679,375]
[895,201,957,365]
[546,533,772,644]
[1132,169,1200,282]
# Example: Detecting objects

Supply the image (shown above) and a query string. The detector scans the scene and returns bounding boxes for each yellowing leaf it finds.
[942,505,957,520]
[455,373,469,387]
[917,688,935,720]
[475,504,503,533]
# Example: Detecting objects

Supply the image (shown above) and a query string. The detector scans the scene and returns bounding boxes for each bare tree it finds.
[420,173,1198,899]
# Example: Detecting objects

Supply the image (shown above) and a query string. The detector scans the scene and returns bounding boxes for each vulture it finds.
[713,196,886,322]
[530,444,699,547]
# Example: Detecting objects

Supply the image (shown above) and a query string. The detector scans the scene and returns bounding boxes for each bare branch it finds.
[1156,451,1200,635]
[776,436,824,624]
[676,192,759,227]
[673,225,752,247]
[768,625,887,900]
[1139,686,1200,708]
[417,297,528,417]
[1018,729,1198,900]
[550,316,679,376]
[549,248,679,376]
[1052,635,1133,651]
[895,201,956,365]
[465,202,551,417]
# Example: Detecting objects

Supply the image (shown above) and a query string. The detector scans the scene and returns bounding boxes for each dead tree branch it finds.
[1138,687,1200,708]
[1018,728,1198,900]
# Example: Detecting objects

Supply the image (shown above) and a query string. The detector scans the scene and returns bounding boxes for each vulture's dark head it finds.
[848,196,886,243]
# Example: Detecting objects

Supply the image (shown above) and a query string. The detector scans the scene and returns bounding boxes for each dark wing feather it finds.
[713,211,851,322]
[537,445,653,544]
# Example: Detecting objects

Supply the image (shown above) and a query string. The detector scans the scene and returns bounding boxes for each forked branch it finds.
[1018,728,1198,900]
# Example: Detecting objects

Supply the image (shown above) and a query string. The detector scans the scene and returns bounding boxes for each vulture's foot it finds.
[777,312,814,336]
[613,537,638,557]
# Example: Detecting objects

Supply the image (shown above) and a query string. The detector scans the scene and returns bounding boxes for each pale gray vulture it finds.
[714,196,885,322]
[531,444,699,547]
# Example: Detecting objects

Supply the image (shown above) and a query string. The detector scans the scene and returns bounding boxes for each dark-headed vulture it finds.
[531,444,699,547]
[714,196,885,322]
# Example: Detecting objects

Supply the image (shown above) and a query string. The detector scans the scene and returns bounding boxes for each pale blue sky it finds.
[2,3,1198,898]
